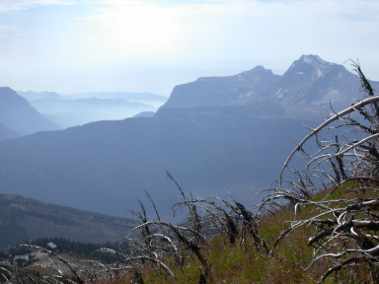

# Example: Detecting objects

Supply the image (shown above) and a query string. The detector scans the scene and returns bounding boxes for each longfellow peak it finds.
[298,54,334,66]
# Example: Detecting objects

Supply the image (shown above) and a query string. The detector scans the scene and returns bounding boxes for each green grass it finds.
[102,183,377,284]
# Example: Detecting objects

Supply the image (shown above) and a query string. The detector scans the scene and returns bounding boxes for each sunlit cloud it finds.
[0,0,379,94]
[78,0,257,62]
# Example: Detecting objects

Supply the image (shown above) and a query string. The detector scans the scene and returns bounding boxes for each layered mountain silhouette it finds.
[19,91,166,128]
[0,87,57,138]
[0,55,376,216]
[0,193,134,248]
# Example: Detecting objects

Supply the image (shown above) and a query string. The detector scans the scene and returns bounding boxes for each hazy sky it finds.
[0,0,378,95]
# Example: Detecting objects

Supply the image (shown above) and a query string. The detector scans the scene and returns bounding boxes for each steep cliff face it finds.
[161,66,280,110]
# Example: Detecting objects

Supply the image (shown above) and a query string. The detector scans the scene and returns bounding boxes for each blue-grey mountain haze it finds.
[0,55,376,217]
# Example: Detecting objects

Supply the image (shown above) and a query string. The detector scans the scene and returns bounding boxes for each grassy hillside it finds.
[102,180,375,284]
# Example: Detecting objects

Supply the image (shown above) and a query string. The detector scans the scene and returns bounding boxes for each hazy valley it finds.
[0,55,375,217]
[18,91,166,128]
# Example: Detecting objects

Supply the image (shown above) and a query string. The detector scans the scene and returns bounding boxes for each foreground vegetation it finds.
[99,179,375,284]
[1,65,379,283]
[101,65,379,284]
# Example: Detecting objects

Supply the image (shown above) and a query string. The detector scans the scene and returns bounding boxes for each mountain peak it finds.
[283,54,337,81]
[294,54,337,69]
[299,54,330,65]
[235,65,277,80]
[242,65,273,75]
[250,65,268,72]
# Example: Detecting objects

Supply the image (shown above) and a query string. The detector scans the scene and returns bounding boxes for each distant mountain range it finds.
[0,55,376,216]
[19,91,167,128]
[0,193,134,249]
[0,87,58,139]
[163,55,375,116]
[70,91,167,105]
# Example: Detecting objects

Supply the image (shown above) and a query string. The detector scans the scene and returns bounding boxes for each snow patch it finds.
[236,74,246,81]
[316,68,323,79]
[302,55,316,64]
[275,88,287,99]
[244,90,255,97]
[301,55,324,65]
[239,90,255,100]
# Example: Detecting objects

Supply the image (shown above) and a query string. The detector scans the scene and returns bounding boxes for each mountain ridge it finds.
[0,87,58,136]
[0,55,374,216]
[161,55,377,117]
[0,193,134,249]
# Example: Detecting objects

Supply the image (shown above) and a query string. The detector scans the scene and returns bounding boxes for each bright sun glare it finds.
[89,2,183,58]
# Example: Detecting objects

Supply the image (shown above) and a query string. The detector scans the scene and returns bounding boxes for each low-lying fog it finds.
[19,91,167,128]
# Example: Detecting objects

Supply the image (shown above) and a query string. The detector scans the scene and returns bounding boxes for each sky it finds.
[0,0,378,95]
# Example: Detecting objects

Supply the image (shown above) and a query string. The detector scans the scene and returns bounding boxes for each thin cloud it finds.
[0,0,76,13]
[0,0,378,93]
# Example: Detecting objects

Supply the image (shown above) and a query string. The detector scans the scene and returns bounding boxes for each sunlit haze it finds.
[1,0,379,94]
